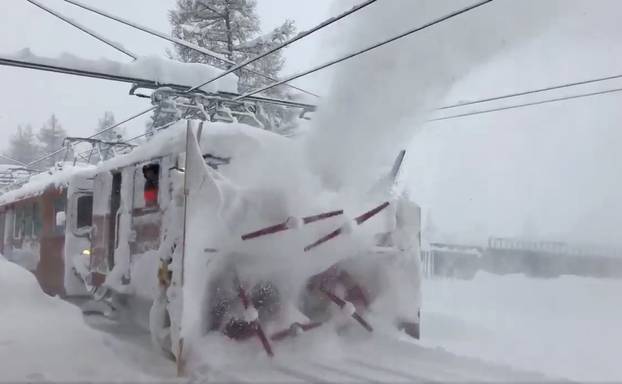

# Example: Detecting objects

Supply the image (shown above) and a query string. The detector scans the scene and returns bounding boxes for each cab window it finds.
[134,163,160,209]
[76,195,93,229]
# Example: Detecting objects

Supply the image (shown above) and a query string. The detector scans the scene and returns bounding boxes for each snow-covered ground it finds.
[5,248,619,382]
[422,272,622,382]
[0,255,175,382]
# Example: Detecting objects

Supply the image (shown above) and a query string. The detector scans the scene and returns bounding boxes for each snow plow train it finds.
[0,120,422,372]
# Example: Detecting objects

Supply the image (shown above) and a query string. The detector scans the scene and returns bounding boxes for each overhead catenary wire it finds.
[93,0,486,143]
[72,120,177,163]
[235,0,495,101]
[440,73,622,110]
[23,0,360,166]
[429,86,622,122]
[27,0,492,167]
[24,0,137,60]
[62,0,318,98]
[0,154,37,170]
[27,106,155,167]
[0,154,27,167]
[185,0,379,93]
[0,55,318,111]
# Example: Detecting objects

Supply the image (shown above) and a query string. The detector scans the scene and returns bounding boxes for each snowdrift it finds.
[423,272,622,381]
[0,255,157,382]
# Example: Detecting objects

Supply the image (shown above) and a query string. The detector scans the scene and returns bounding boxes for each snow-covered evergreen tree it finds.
[96,111,124,160]
[96,111,123,142]
[8,125,41,165]
[37,115,67,167]
[168,0,298,133]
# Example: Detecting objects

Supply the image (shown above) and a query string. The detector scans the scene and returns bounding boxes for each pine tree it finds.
[8,125,41,165]
[96,111,123,142]
[37,114,67,167]
[168,0,297,132]
[96,111,124,160]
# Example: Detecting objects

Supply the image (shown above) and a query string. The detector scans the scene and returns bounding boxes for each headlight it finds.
[82,249,91,256]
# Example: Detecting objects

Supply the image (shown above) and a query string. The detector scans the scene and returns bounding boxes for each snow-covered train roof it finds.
[0,163,96,206]
[0,121,289,205]
[98,120,288,170]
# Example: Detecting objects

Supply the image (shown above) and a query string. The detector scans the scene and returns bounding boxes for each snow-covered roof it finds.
[7,48,238,93]
[0,121,289,205]
[0,163,96,206]
[98,120,288,172]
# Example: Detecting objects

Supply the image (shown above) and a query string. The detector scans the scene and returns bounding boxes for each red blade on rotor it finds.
[254,323,274,357]
[320,288,373,333]
[241,209,344,241]
[351,313,373,332]
[241,222,289,240]
[304,227,343,252]
[302,209,343,224]
[237,284,251,309]
[236,280,274,357]
[303,202,391,252]
[354,201,390,225]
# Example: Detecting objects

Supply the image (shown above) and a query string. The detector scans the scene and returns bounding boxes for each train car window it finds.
[54,198,66,234]
[22,206,33,238]
[133,163,160,210]
[32,202,42,237]
[143,163,159,208]
[76,195,93,229]
[13,207,24,239]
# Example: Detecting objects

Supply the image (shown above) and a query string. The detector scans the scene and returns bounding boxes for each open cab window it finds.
[133,162,160,211]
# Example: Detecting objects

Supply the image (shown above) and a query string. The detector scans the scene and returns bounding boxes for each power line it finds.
[429,86,622,122]
[23,0,359,166]
[0,56,153,84]
[0,154,32,168]
[25,0,376,164]
[27,107,155,167]
[24,0,491,167]
[72,121,176,163]
[440,73,622,110]
[186,0,378,93]
[235,0,495,101]
[0,56,318,110]
[25,0,137,60]
[62,0,318,98]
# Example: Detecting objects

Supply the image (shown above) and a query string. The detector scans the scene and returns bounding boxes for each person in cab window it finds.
[143,164,159,208]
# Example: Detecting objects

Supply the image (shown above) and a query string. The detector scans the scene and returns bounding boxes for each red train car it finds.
[0,183,70,296]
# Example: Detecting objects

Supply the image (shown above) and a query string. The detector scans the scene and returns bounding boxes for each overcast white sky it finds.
[0,0,621,247]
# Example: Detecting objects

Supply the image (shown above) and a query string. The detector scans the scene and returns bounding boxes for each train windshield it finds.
[76,195,93,229]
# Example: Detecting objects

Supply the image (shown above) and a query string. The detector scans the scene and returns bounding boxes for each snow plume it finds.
[306,0,563,192]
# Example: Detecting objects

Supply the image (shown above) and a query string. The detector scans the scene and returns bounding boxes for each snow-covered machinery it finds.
[0,42,421,368]
[0,118,422,367]
[141,123,422,366]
